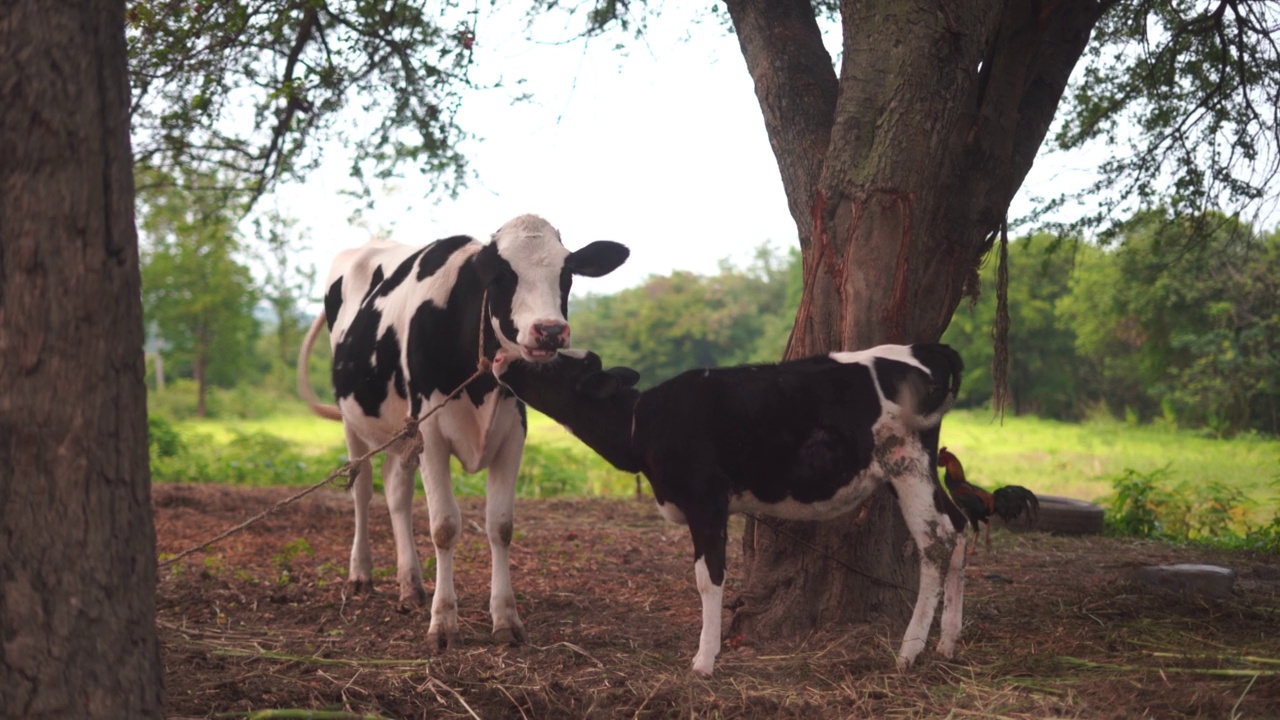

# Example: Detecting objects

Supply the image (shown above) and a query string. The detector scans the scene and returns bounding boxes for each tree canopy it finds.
[127,0,478,204]
[1050,1,1280,236]
[128,2,1280,232]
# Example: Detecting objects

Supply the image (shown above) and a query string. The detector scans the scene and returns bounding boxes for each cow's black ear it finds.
[566,241,629,278]
[472,242,503,286]
[577,371,621,399]
[606,366,640,388]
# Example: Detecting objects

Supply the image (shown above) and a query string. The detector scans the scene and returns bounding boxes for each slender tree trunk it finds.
[724,0,1111,641]
[155,346,166,392]
[0,1,163,716]
[195,336,208,417]
[277,302,292,365]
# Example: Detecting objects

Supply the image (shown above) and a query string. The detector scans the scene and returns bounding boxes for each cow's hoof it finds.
[427,630,460,654]
[347,578,375,595]
[397,584,429,612]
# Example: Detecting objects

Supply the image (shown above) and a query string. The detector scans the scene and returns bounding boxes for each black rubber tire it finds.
[999,494,1106,536]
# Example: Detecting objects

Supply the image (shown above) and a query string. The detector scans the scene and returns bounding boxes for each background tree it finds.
[0,0,164,715]
[574,245,800,382]
[138,174,261,417]
[942,234,1087,418]
[1061,212,1280,435]
[253,211,316,367]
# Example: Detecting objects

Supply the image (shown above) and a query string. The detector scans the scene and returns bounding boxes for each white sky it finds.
[266,5,1109,302]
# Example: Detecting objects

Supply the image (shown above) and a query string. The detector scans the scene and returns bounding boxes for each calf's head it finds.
[492,348,640,418]
[474,215,628,362]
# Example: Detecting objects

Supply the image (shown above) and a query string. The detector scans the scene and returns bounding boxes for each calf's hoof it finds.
[492,623,526,646]
[347,578,375,595]
[691,654,716,677]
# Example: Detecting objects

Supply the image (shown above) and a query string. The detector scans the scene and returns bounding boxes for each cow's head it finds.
[474,214,628,362]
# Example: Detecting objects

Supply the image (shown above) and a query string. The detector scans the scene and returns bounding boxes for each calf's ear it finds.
[576,371,622,399]
[566,241,629,277]
[606,366,640,388]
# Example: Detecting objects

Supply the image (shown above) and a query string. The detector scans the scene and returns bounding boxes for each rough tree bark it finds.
[0,1,164,716]
[724,0,1113,642]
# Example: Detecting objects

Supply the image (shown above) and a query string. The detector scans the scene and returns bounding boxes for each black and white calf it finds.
[298,214,628,651]
[492,344,967,675]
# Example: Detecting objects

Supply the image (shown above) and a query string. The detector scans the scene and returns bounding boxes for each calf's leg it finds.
[888,469,964,670]
[686,505,729,676]
[936,530,966,658]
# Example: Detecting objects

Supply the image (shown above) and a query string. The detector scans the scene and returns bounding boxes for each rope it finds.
[159,291,494,569]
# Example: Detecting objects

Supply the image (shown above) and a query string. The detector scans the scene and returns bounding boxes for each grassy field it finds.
[940,409,1280,514]
[164,406,1280,519]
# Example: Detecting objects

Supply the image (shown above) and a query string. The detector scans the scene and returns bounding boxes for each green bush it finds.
[517,443,582,498]
[147,379,203,420]
[148,416,184,458]
[149,424,346,486]
[1104,467,1277,552]
[1105,467,1181,537]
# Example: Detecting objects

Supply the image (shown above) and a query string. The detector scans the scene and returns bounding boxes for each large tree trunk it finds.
[725,0,1111,641]
[0,1,164,717]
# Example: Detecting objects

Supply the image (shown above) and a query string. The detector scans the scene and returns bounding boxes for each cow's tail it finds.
[298,314,343,421]
[897,343,963,433]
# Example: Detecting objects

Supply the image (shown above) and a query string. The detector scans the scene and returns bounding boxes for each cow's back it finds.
[324,240,420,333]
[324,236,486,430]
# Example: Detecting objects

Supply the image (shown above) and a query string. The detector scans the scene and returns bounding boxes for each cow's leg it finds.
[686,503,729,676]
[345,427,375,594]
[420,433,462,652]
[889,467,963,671]
[484,425,526,645]
[382,448,427,608]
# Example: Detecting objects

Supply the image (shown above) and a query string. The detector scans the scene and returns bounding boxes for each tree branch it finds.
[723,0,838,236]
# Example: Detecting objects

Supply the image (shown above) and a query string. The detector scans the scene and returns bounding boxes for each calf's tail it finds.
[298,314,344,421]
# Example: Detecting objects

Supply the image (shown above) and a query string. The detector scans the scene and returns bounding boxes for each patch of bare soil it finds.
[155,483,1280,719]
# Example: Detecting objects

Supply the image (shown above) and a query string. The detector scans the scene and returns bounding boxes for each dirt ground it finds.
[154,483,1280,719]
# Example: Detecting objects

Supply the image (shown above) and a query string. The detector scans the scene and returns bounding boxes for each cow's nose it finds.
[533,322,570,348]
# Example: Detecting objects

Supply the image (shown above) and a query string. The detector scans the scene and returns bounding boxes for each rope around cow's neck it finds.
[158,291,495,569]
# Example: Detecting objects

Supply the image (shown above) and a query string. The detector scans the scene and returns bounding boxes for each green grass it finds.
[157,405,1280,520]
[940,409,1280,522]
[160,406,637,498]
[174,413,347,455]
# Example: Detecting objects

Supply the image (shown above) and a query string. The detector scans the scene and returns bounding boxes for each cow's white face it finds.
[476,215,628,363]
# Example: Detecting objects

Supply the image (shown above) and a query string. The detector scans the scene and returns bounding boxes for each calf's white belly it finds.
[729,466,884,521]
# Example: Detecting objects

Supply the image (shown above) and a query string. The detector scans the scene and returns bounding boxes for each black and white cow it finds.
[298,214,628,651]
[491,344,967,676]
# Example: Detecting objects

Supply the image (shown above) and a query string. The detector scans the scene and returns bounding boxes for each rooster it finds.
[938,447,1039,553]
